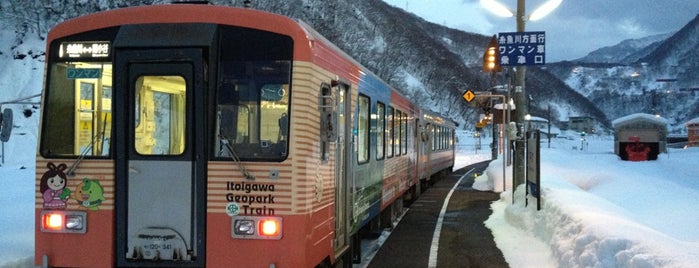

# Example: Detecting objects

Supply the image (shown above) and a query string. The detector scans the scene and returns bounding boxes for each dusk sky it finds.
[382,0,699,62]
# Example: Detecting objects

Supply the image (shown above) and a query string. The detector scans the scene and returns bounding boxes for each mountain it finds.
[255,0,609,130]
[546,15,699,132]
[3,0,697,133]
[575,33,671,64]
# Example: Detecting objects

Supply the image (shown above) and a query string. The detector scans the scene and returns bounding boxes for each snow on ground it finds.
[3,110,699,267]
[0,108,38,267]
[0,30,42,268]
[474,135,699,268]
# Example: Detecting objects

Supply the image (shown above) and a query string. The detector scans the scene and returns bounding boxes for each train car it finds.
[418,109,457,185]
[34,3,455,267]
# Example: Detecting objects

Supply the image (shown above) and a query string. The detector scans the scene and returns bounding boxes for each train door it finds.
[333,82,352,261]
[114,49,206,267]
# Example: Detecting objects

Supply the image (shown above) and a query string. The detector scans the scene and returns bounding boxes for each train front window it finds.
[215,26,292,161]
[216,61,291,161]
[41,62,113,157]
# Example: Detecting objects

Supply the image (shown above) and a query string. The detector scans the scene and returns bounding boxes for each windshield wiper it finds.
[67,113,108,176]
[219,135,255,180]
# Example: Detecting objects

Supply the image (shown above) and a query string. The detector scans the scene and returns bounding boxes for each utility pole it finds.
[512,0,528,187]
[481,0,562,189]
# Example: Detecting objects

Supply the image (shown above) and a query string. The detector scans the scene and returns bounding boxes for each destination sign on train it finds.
[60,41,110,58]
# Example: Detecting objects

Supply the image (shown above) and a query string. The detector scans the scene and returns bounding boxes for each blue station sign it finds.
[497,31,546,66]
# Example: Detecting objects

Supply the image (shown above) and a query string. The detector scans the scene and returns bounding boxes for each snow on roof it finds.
[685,117,699,126]
[528,116,548,122]
[611,113,668,128]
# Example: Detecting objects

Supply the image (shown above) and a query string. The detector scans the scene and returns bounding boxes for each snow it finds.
[473,135,699,267]
[2,30,699,268]
[612,113,669,127]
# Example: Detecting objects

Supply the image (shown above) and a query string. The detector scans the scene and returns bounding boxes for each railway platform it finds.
[365,160,508,268]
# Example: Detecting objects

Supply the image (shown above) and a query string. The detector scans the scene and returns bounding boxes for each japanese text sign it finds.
[497,31,546,66]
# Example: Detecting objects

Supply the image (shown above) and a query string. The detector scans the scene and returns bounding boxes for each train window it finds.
[387,107,394,158]
[401,111,407,155]
[215,61,291,161]
[437,126,442,150]
[215,26,292,161]
[442,127,446,150]
[357,94,370,164]
[441,127,445,150]
[134,75,186,155]
[376,102,385,160]
[394,110,401,156]
[445,127,450,149]
[40,62,113,157]
[432,125,435,151]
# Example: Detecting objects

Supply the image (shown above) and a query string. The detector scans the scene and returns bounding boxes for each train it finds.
[35,3,456,267]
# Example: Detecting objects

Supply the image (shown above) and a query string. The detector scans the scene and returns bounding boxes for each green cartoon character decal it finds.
[71,178,105,210]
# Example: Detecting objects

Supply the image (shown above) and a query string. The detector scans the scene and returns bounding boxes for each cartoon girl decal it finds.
[39,162,71,209]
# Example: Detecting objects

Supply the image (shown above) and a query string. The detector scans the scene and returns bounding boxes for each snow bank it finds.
[476,137,699,267]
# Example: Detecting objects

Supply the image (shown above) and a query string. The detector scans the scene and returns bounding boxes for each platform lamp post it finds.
[480,0,561,187]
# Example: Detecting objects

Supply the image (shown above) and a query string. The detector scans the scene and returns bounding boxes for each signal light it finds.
[483,35,502,73]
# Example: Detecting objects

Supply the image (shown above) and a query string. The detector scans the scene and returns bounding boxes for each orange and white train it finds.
[35,3,455,267]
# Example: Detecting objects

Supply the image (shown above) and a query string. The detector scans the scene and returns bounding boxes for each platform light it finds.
[480,0,514,17]
[529,0,563,21]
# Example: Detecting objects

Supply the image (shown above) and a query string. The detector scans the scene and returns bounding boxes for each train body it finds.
[35,4,455,267]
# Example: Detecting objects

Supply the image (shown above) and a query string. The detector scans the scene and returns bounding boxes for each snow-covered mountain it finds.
[546,15,699,133]
[574,33,671,64]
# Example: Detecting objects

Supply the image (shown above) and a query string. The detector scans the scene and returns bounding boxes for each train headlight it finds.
[40,210,87,233]
[231,216,282,240]
[44,213,63,230]
[234,219,255,235]
[259,219,280,236]
[65,215,85,230]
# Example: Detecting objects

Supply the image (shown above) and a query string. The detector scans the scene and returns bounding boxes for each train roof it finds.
[48,4,312,59]
[47,4,419,113]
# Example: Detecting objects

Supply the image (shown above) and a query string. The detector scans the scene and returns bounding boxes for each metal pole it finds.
[548,105,551,148]
[501,95,507,192]
[513,0,528,187]
[490,73,498,160]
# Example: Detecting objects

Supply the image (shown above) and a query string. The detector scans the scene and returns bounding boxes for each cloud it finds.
[617,18,648,38]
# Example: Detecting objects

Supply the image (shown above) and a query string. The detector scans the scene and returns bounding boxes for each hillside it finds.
[3,0,695,132]
[546,15,699,132]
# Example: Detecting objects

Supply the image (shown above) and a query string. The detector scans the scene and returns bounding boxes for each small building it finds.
[527,116,558,139]
[686,118,699,147]
[568,116,594,134]
[612,113,668,161]
[528,116,548,129]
